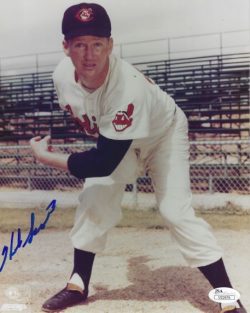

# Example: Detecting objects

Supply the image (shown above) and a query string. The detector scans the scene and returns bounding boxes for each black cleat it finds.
[41,286,88,312]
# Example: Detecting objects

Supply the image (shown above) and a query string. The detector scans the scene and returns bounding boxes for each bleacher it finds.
[135,53,249,138]
[0,52,249,143]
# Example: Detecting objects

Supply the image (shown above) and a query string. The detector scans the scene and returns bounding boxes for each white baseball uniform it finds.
[53,54,223,268]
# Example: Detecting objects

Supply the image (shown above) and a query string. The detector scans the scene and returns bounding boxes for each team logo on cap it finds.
[112,103,134,132]
[76,7,94,22]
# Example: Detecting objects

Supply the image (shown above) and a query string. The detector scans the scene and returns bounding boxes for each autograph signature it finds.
[0,199,57,272]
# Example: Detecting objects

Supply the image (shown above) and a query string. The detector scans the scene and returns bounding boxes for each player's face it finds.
[63,36,113,88]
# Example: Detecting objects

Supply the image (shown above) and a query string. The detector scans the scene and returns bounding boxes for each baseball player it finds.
[30,3,247,313]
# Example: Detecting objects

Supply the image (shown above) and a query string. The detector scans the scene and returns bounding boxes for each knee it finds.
[159,195,192,226]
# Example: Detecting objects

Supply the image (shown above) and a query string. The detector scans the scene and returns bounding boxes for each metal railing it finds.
[0,30,249,76]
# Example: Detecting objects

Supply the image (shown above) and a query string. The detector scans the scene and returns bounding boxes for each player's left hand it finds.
[30,135,53,161]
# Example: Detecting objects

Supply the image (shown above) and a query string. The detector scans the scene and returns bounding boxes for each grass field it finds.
[0,205,249,233]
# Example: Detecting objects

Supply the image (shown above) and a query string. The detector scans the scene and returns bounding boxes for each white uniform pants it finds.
[70,107,223,268]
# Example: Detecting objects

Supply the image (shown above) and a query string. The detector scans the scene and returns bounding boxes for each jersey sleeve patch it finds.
[112,103,134,132]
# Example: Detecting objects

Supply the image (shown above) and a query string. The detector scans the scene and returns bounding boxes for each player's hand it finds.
[30,135,69,170]
[30,135,52,161]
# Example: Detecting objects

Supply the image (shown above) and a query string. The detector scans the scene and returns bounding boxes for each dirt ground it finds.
[0,227,249,313]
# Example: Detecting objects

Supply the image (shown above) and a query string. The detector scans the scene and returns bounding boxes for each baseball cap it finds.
[62,3,111,40]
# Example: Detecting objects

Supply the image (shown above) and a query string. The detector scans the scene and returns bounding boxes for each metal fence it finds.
[0,140,249,208]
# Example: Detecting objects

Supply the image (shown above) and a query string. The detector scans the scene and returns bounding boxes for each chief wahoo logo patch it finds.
[112,103,134,132]
[76,8,94,22]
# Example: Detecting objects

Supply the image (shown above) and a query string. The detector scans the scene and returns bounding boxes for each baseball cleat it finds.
[220,305,248,313]
[41,286,88,312]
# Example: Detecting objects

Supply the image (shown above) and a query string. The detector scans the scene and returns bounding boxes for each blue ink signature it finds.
[0,199,57,272]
